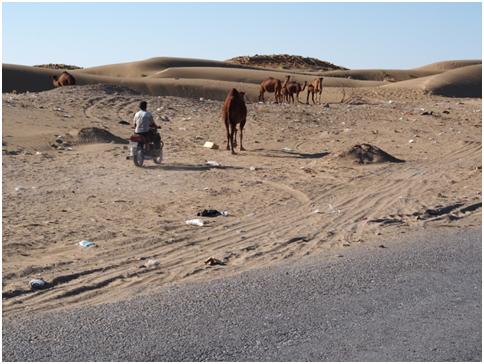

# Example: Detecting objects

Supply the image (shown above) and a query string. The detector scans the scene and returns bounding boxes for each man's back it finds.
[134,110,154,133]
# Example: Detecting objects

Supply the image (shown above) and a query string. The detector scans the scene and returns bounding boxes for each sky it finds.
[2,2,482,69]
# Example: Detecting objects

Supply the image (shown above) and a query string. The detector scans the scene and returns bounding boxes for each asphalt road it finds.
[3,227,481,361]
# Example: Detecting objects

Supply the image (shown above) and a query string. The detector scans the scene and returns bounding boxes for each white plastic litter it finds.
[186,219,204,226]
[79,240,96,248]
[206,161,221,167]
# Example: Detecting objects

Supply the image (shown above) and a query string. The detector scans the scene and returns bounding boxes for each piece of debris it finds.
[53,107,63,111]
[79,240,96,248]
[282,147,293,152]
[186,219,204,226]
[442,110,450,114]
[118,120,130,125]
[378,244,387,248]
[203,141,219,149]
[160,115,170,122]
[408,139,415,144]
[29,278,49,290]
[205,257,225,266]
[249,166,257,171]
[182,117,192,121]
[199,97,205,101]
[197,209,228,217]
[15,186,27,192]
[142,259,160,268]
[206,161,221,167]
[421,111,433,116]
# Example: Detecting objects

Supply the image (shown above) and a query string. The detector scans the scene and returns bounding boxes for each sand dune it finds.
[2,64,381,102]
[77,57,255,78]
[385,64,482,97]
[3,57,482,100]
[412,59,481,72]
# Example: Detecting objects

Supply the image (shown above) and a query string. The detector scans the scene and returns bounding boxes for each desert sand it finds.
[2,56,482,316]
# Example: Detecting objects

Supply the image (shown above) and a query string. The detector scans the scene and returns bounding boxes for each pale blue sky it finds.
[3,2,482,69]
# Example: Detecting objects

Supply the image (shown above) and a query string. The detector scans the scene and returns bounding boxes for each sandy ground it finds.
[2,82,481,317]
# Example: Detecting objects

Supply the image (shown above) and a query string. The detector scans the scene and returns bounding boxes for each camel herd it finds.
[259,75,324,105]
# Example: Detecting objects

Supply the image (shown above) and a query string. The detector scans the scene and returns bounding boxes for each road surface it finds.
[3,227,481,361]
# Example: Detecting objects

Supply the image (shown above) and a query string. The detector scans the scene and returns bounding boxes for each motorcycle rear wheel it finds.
[133,147,145,167]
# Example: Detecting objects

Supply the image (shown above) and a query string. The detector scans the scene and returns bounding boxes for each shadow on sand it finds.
[143,163,245,171]
[251,148,331,159]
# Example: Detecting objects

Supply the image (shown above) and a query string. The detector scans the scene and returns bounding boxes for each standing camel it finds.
[311,77,324,104]
[259,75,290,103]
[222,88,247,154]
[286,80,307,104]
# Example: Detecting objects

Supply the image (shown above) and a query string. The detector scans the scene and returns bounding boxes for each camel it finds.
[52,71,76,87]
[259,75,290,103]
[310,77,324,104]
[306,84,316,104]
[286,80,307,104]
[222,88,247,154]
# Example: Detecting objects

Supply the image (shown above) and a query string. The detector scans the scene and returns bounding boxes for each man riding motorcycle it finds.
[133,101,161,149]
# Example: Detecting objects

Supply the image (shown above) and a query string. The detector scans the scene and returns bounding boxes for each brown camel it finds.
[310,77,324,104]
[286,80,307,104]
[52,71,76,87]
[222,88,247,154]
[259,75,290,103]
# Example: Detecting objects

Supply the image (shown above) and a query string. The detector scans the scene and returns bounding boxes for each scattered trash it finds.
[282,147,293,152]
[203,141,219,149]
[182,117,192,121]
[205,257,225,266]
[156,107,164,112]
[186,219,204,226]
[35,151,43,155]
[197,209,228,217]
[53,107,63,111]
[199,97,205,101]
[388,100,393,104]
[408,139,415,144]
[29,278,49,290]
[249,166,257,171]
[421,111,433,116]
[142,259,160,268]
[378,244,387,248]
[14,186,26,192]
[63,114,72,118]
[313,209,321,214]
[160,115,170,122]
[442,110,450,114]
[118,120,130,125]
[206,161,221,167]
[79,240,96,248]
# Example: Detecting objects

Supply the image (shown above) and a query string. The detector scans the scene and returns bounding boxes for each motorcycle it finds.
[128,127,164,167]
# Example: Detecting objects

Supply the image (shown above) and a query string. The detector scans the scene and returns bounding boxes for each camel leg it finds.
[225,118,231,150]
[312,92,315,105]
[306,91,310,104]
[233,127,238,148]
[239,120,246,151]
[259,90,265,103]
[230,124,237,154]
